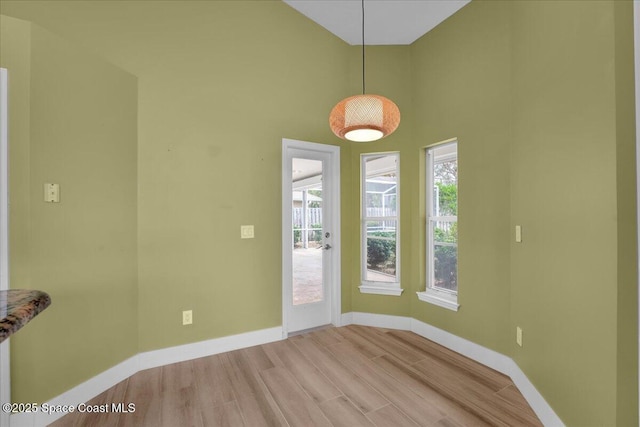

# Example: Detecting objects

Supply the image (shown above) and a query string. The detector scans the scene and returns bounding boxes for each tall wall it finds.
[0,16,30,292]
[614,1,638,425]
[0,0,354,402]
[509,2,635,425]
[409,1,638,425]
[0,16,139,403]
[347,44,414,317]
[126,1,351,351]
[409,1,513,355]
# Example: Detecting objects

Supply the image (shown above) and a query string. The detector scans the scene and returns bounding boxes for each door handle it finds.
[323,244,332,250]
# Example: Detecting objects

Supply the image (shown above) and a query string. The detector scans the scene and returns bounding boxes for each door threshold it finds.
[287,324,334,338]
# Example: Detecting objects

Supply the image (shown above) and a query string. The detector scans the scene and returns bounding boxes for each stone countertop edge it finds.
[0,290,52,343]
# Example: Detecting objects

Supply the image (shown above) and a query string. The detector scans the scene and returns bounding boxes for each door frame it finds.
[0,68,10,427]
[282,138,341,337]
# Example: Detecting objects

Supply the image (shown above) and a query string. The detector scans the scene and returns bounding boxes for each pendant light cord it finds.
[362,0,365,95]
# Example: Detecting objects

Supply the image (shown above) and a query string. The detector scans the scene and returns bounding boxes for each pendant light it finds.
[329,0,400,142]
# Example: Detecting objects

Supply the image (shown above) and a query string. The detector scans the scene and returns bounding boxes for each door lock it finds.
[323,244,332,250]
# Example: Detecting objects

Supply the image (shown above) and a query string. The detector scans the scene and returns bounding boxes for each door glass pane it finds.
[292,158,323,305]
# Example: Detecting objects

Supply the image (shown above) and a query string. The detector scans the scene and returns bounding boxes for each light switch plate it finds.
[515,225,522,243]
[241,225,254,239]
[182,310,193,325]
[44,183,60,203]
[516,326,523,347]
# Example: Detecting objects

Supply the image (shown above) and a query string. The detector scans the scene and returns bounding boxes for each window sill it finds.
[359,283,404,296]
[417,290,459,311]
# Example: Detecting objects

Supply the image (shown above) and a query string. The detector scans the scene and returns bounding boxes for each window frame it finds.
[359,152,403,296]
[418,141,460,311]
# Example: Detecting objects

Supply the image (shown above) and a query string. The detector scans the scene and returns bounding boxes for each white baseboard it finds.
[340,311,353,326]
[138,326,283,371]
[345,311,412,330]
[11,356,141,427]
[506,358,564,427]
[10,326,283,427]
[410,317,509,374]
[343,312,565,427]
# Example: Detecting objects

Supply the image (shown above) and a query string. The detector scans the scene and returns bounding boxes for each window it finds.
[419,141,459,311]
[359,153,402,296]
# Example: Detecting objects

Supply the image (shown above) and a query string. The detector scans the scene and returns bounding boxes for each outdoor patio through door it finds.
[282,139,340,335]
[292,158,324,306]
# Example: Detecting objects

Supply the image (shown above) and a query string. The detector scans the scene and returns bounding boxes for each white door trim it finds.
[282,139,341,337]
[0,68,10,427]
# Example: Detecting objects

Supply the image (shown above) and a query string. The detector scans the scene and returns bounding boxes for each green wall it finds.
[0,1,638,425]
[127,1,351,350]
[408,1,638,425]
[409,0,513,355]
[0,16,30,293]
[0,0,354,396]
[510,2,635,425]
[614,2,639,425]
[347,45,414,317]
[0,16,139,403]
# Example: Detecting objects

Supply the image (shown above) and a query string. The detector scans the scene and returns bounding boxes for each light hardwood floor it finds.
[50,326,542,427]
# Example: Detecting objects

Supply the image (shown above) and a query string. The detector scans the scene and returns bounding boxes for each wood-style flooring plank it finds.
[192,354,235,408]
[309,327,346,347]
[50,326,542,427]
[365,404,420,427]
[243,344,279,371]
[200,400,246,427]
[326,341,447,426]
[318,396,375,427]
[432,417,467,427]
[413,356,542,426]
[259,341,288,368]
[293,335,390,414]
[260,367,333,427]
[371,354,489,427]
[221,351,288,427]
[348,325,426,365]
[386,329,512,391]
[160,361,203,427]
[333,325,387,359]
[268,339,342,403]
[118,367,163,427]
[495,385,541,420]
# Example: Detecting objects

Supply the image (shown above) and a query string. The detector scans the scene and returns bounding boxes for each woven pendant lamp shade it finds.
[329,94,400,142]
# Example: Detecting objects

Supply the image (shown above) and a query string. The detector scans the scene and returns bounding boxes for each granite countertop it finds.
[0,290,51,343]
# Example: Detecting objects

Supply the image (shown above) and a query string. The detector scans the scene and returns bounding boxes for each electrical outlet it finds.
[182,310,193,325]
[241,225,254,239]
[516,326,523,347]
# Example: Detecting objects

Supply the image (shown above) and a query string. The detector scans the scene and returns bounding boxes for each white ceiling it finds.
[283,0,471,45]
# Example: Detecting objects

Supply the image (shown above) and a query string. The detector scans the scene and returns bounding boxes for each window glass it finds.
[427,143,458,294]
[362,154,399,285]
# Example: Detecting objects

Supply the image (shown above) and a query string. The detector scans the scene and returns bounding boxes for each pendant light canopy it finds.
[329,0,400,142]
